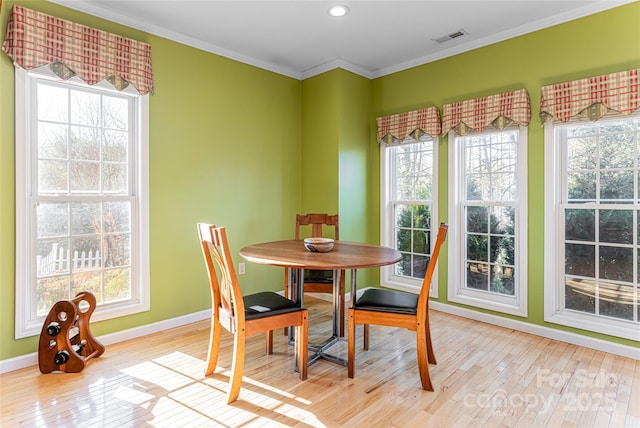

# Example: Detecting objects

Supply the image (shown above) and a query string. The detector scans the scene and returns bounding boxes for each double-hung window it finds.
[381,136,438,293]
[445,89,530,317]
[542,70,640,341]
[378,107,441,294]
[544,114,640,340]
[15,69,150,338]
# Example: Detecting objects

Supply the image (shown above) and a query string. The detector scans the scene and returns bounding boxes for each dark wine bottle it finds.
[53,350,70,365]
[46,322,61,336]
[72,340,87,354]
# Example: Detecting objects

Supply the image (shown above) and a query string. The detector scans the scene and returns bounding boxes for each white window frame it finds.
[15,68,150,339]
[544,114,640,341]
[448,126,528,317]
[380,136,439,296]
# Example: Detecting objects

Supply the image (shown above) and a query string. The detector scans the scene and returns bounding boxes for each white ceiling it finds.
[50,0,634,80]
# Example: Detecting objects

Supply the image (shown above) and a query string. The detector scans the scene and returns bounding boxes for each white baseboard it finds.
[429,301,640,360]
[0,309,210,374]
[4,293,636,374]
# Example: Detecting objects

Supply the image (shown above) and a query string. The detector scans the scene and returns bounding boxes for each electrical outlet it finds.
[238,262,246,275]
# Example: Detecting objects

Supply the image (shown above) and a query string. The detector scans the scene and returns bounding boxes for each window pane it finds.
[599,210,633,244]
[600,170,634,200]
[467,234,488,262]
[567,136,597,170]
[467,206,488,233]
[567,172,596,201]
[490,206,514,235]
[104,163,128,192]
[104,268,131,302]
[70,161,100,192]
[37,239,70,276]
[70,126,100,161]
[38,123,68,159]
[412,229,428,254]
[104,96,128,130]
[565,243,595,277]
[104,130,128,162]
[490,265,515,295]
[71,270,102,301]
[71,236,102,270]
[37,203,69,238]
[395,205,411,227]
[104,234,130,267]
[599,283,634,321]
[601,133,634,169]
[38,84,68,122]
[599,246,633,282]
[104,201,131,233]
[492,172,516,201]
[467,174,490,200]
[36,275,69,316]
[397,228,411,252]
[38,160,68,193]
[467,262,488,290]
[565,209,595,241]
[71,90,100,126]
[565,278,595,314]
[490,236,514,266]
[71,202,101,235]
[412,255,429,278]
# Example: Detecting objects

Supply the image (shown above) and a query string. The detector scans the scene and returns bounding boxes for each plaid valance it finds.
[2,5,154,95]
[442,89,531,136]
[540,69,639,123]
[377,107,441,144]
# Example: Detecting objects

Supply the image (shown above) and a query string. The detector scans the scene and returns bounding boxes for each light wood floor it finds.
[1,297,638,427]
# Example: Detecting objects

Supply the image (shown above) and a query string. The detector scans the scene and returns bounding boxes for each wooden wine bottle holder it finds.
[38,291,105,374]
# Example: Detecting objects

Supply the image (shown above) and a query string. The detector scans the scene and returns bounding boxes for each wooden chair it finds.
[284,213,346,337]
[347,223,448,391]
[197,223,308,404]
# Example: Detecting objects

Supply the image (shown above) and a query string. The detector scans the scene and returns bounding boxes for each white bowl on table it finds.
[303,237,334,253]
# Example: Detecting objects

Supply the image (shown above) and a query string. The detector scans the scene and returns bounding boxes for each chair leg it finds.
[283,278,289,336]
[296,312,308,380]
[205,316,222,376]
[339,277,345,337]
[227,330,246,404]
[416,323,434,392]
[347,309,355,378]
[266,330,274,355]
[363,324,369,350]
[425,312,436,365]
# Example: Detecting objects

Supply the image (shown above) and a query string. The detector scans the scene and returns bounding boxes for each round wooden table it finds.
[240,240,402,365]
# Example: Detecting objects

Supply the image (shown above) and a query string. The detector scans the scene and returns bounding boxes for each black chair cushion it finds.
[354,288,418,315]
[304,269,333,284]
[244,291,302,320]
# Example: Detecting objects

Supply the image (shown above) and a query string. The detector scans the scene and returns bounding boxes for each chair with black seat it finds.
[284,213,346,337]
[197,223,308,404]
[347,222,448,391]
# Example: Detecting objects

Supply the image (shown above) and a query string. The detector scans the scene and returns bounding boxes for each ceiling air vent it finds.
[433,29,468,44]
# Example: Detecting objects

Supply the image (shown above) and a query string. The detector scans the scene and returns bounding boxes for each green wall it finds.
[1,0,638,362]
[371,2,640,347]
[0,0,302,360]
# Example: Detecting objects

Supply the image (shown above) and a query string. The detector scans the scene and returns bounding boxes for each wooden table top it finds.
[239,240,402,270]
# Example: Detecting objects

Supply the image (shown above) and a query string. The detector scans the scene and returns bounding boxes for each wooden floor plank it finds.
[0,297,637,427]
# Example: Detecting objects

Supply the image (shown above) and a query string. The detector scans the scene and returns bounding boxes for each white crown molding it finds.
[373,0,636,78]
[300,58,373,80]
[48,0,637,81]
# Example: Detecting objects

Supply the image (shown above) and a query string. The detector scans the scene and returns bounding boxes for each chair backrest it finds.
[197,223,245,326]
[417,223,448,317]
[295,213,339,240]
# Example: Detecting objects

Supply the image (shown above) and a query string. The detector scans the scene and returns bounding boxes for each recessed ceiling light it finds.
[329,5,349,17]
